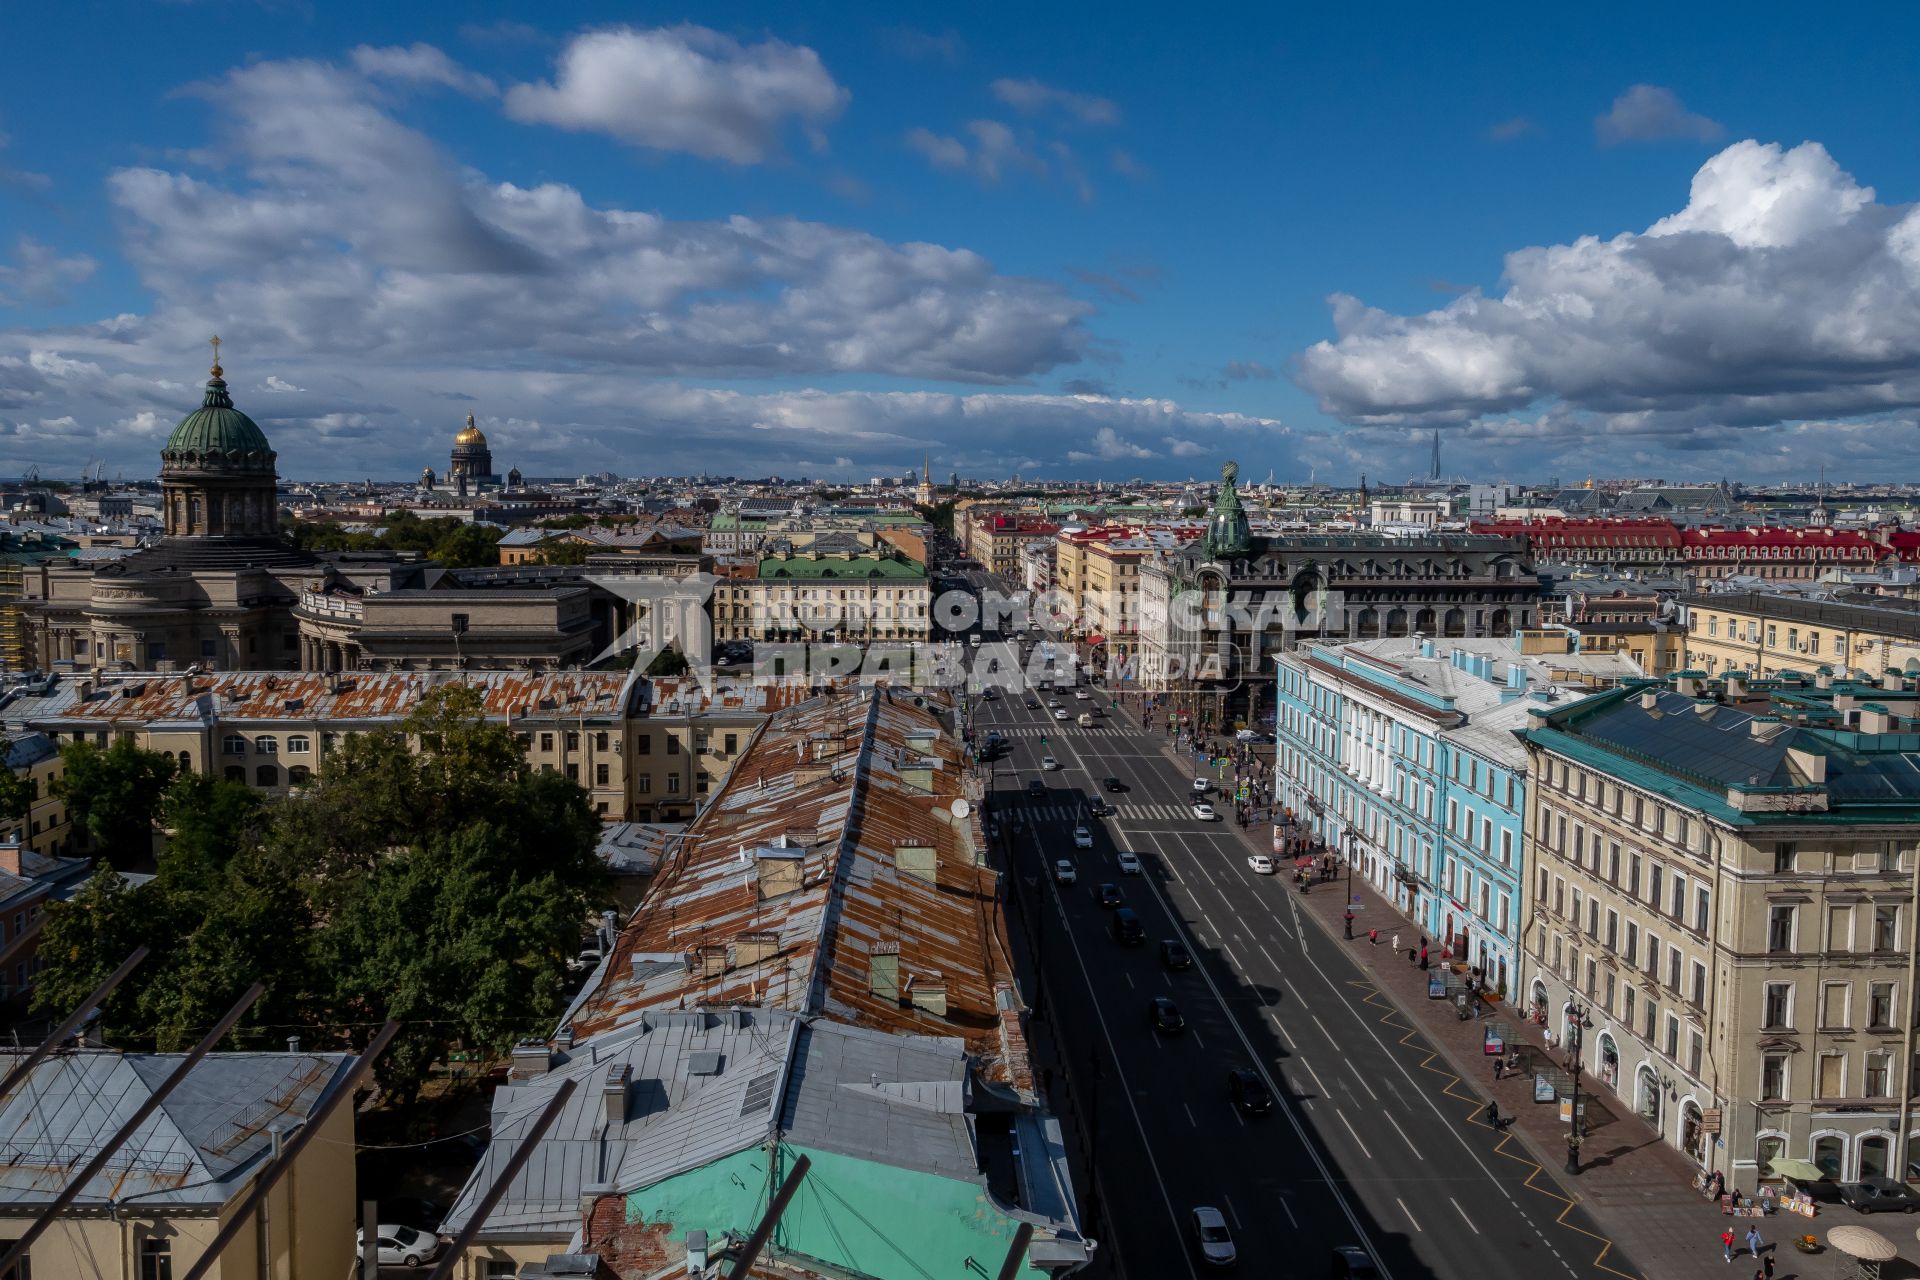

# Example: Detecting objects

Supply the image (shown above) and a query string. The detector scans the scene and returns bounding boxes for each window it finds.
[224,766,244,783]
[255,765,278,787]
[1691,962,1707,1008]
[1624,986,1636,1027]
[1820,982,1849,1030]
[1628,853,1641,896]
[222,734,247,756]
[1763,982,1791,1029]
[668,773,681,793]
[637,775,651,793]
[1649,864,1663,908]
[1644,931,1660,976]
[1694,886,1710,934]
[253,735,277,755]
[565,764,579,782]
[1869,982,1895,1030]
[1608,842,1621,884]
[286,735,310,754]
[1829,904,1853,951]
[1774,841,1797,873]
[539,732,554,752]
[1688,1030,1703,1077]
[637,734,651,755]
[1625,921,1639,965]
[1816,1053,1843,1099]
[667,736,681,755]
[566,731,580,751]
[1606,910,1619,951]
[139,1239,171,1280]
[1761,1054,1787,1101]
[1667,945,1682,992]
[1768,905,1795,954]
[595,763,609,785]
[1500,829,1514,866]
[724,733,738,753]
[1874,905,1900,952]
[1866,1053,1891,1098]
[287,765,310,785]
[595,731,609,750]
[1670,874,1686,920]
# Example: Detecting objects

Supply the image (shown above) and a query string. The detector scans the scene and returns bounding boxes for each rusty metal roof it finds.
[567,687,1019,1072]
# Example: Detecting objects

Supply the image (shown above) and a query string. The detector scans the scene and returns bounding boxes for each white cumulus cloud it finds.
[505,24,848,163]
[350,43,497,97]
[1297,140,1920,444]
[1595,85,1722,146]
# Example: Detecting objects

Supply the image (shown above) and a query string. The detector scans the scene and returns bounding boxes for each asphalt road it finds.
[962,632,1637,1280]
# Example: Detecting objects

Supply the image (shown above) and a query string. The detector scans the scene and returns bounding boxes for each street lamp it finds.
[1564,1000,1595,1175]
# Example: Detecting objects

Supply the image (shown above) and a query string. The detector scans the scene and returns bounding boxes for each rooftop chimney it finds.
[1419,638,1434,658]
[511,1039,553,1078]
[1723,672,1748,698]
[286,1035,301,1054]
[1859,703,1896,734]
[603,1061,631,1128]
[1674,672,1702,697]
[1639,690,1660,710]
[1749,715,1784,740]
[1884,669,1907,692]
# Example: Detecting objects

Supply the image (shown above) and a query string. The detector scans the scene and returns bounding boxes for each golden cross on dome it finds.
[209,335,222,377]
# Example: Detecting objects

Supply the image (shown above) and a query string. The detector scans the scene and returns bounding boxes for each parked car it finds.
[1097,882,1123,908]
[1150,995,1186,1034]
[358,1224,441,1268]
[1192,777,1211,795]
[1189,1206,1236,1267]
[1841,1176,1920,1213]
[1073,825,1094,849]
[1247,853,1276,874]
[1784,1175,1844,1204]
[1227,1068,1273,1115]
[1054,859,1077,884]
[1160,938,1192,970]
[1192,802,1219,821]
[1104,776,1127,792]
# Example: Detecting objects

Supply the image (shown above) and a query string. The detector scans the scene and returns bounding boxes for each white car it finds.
[358,1225,441,1268]
[1053,708,1069,721]
[1247,853,1276,874]
[1235,728,1260,741]
[1054,859,1077,884]
[1192,802,1219,821]
[1116,851,1143,874]
[1041,756,1060,771]
[1074,688,1090,700]
[1073,825,1093,849]
[1192,777,1211,795]
[1190,1206,1237,1268]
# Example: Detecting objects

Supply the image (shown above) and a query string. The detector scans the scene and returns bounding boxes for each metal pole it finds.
[1896,846,1920,1184]
[181,1019,402,1280]
[0,980,263,1275]
[361,1199,380,1280]
[995,1222,1036,1280]
[724,1152,812,1280]
[0,945,149,1100]
[424,1077,580,1280]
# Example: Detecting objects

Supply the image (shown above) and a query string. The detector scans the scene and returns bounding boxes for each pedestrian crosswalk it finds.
[1015,801,1216,823]
[981,724,1106,737]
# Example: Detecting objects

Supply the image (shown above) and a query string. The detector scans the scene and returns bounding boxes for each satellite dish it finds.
[951,798,972,819]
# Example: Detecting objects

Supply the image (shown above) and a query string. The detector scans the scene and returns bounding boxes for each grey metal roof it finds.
[0,1051,355,1208]
[778,1020,975,1180]
[441,1009,799,1239]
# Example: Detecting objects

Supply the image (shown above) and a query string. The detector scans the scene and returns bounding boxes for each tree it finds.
[0,766,30,829]
[916,500,957,535]
[52,740,177,861]
[535,540,593,566]
[644,646,690,677]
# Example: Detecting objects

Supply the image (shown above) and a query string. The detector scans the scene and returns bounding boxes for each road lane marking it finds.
[1311,1014,1336,1046]
[1298,1056,1331,1099]
[1449,1196,1479,1234]
[1345,1059,1380,1102]
[1223,1195,1242,1230]
[1396,1197,1421,1232]
[1125,972,1135,988]
[1258,943,1280,969]
[1191,1028,1206,1050]
[1277,1197,1297,1229]
[1336,1107,1373,1158]
[1386,1110,1422,1159]
[1183,1103,1197,1128]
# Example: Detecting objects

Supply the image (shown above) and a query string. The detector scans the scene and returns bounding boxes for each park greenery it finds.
[286,509,505,568]
[35,685,607,1105]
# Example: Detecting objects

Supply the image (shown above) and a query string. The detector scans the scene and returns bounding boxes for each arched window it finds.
[1859,1133,1891,1180]
[1813,1133,1845,1179]
[286,735,311,754]
[1755,1133,1786,1181]
[224,766,245,783]
[255,765,280,788]
[253,735,278,755]
[176,752,192,773]
[287,765,311,786]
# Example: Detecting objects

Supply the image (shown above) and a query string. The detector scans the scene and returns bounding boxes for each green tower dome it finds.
[163,350,271,459]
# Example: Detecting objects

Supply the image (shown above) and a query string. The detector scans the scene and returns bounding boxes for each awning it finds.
[1772,1158,1828,1183]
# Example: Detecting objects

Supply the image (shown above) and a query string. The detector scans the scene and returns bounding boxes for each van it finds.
[1077,713,1095,728]
[1112,907,1144,945]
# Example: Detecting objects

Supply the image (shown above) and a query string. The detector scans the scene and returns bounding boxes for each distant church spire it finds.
[1430,428,1441,482]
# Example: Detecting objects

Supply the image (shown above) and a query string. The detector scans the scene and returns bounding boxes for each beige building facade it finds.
[1522,672,1920,1192]
[1683,589,1920,681]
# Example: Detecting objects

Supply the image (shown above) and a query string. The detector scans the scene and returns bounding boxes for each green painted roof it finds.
[758,554,926,580]
[164,375,272,456]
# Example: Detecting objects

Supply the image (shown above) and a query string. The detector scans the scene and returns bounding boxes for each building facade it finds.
[1521,670,1920,1190]
[1682,589,1920,680]
[1136,462,1540,725]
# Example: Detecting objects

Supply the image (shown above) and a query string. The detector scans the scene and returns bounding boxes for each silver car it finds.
[1189,1206,1236,1267]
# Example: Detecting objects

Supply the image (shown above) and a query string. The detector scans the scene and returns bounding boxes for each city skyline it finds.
[6,4,1920,484]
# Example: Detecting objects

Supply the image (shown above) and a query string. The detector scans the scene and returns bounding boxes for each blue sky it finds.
[5,2,1920,484]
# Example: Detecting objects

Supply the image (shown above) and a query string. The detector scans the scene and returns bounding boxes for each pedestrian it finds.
[1745,1225,1762,1258]
[1493,1056,1503,1081]
[1484,1099,1501,1128]
[1762,1254,1774,1280]
[1419,945,1429,971]
[1391,933,1400,954]
[1344,910,1355,939]
[1720,1228,1735,1263]
[1369,928,1379,945]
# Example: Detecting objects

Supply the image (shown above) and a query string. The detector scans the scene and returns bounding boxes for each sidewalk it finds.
[1105,690,1918,1280]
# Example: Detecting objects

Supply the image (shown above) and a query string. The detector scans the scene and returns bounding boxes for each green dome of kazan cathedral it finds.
[159,336,281,540]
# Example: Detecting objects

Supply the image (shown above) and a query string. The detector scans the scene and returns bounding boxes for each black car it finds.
[1841,1175,1920,1213]
[1084,797,1113,818]
[1025,697,1041,710]
[1096,882,1123,908]
[1103,776,1127,793]
[1331,1246,1381,1279]
[1150,996,1186,1034]
[1027,779,1046,799]
[1227,1068,1273,1115]
[1160,939,1193,970]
